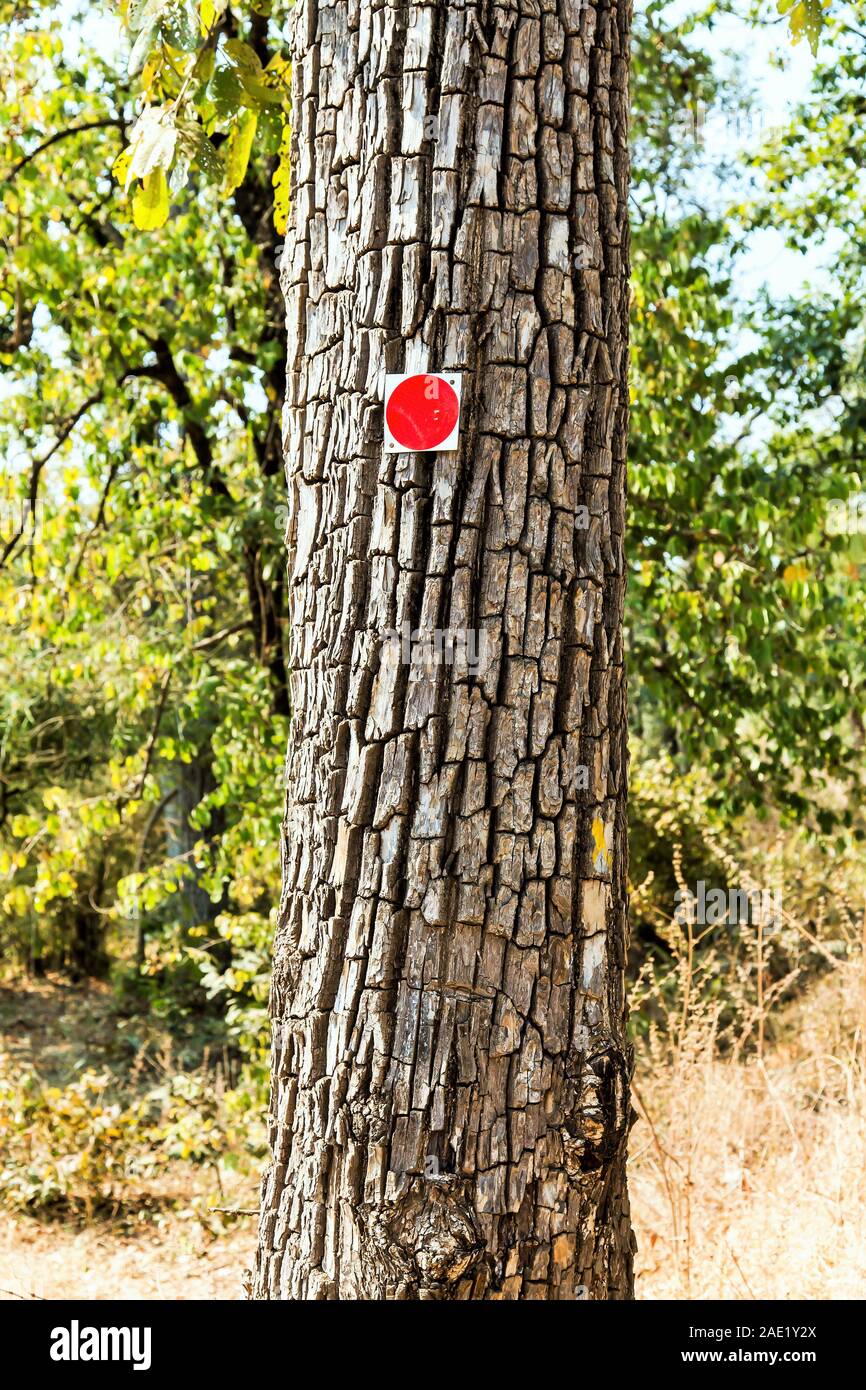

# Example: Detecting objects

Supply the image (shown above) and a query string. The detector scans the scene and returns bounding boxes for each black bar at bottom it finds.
[0,1296,858,1378]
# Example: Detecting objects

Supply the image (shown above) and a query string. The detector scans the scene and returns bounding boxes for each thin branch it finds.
[69,458,120,580]
[1,392,103,569]
[4,119,122,181]
[134,789,178,875]
[191,621,251,652]
[133,787,179,968]
[126,670,172,803]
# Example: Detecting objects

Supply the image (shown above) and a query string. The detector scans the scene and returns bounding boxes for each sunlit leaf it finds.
[132,167,170,229]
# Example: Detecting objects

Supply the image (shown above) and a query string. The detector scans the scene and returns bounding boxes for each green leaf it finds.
[223,39,262,75]
[162,0,199,51]
[175,117,224,182]
[209,65,244,119]
[238,76,284,108]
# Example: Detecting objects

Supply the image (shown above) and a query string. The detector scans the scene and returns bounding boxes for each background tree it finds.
[0,0,295,1052]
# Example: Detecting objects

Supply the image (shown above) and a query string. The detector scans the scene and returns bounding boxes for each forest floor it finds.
[0,978,257,1301]
[1,967,864,1300]
[0,1208,251,1301]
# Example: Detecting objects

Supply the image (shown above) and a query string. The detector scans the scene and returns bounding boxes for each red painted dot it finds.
[385,375,460,451]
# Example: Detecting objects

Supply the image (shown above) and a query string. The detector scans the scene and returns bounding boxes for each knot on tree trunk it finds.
[561,1041,633,1184]
[361,1177,486,1299]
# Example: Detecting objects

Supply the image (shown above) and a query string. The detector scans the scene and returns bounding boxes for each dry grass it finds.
[0,1207,253,1300]
[631,958,866,1299]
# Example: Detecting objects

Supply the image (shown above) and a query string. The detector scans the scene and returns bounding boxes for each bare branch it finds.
[4,119,123,181]
[1,392,103,569]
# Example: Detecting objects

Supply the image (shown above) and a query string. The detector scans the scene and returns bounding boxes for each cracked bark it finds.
[255,0,634,1301]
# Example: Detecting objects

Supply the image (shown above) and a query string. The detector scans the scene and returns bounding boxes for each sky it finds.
[658,0,838,301]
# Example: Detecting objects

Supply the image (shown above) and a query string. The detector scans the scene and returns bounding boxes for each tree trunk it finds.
[255,0,634,1300]
[64,855,109,981]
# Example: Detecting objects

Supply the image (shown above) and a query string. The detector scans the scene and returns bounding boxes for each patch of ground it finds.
[5,969,865,1300]
[0,977,121,1081]
[630,960,866,1299]
[0,1210,253,1300]
[0,974,260,1300]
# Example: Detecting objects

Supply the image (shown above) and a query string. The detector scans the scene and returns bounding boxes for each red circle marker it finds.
[385,375,460,451]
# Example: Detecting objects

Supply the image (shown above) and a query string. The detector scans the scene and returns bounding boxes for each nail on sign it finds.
[384,373,462,453]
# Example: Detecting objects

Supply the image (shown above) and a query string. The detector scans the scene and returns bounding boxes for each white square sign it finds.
[383,372,462,454]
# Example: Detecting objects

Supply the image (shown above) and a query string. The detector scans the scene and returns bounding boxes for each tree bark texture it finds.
[255,0,634,1300]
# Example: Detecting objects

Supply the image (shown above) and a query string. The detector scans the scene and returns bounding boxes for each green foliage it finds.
[114,0,291,228]
[0,2,289,1052]
[0,1058,153,1215]
[628,1,866,823]
[0,1050,264,1216]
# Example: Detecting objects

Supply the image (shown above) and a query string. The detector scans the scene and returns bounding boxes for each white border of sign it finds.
[383,372,462,454]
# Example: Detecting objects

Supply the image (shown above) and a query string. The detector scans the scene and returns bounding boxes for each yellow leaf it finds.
[200,0,220,34]
[224,109,257,194]
[141,56,159,97]
[264,52,290,77]
[272,119,291,235]
[783,562,808,584]
[264,51,291,94]
[132,168,169,231]
[112,147,132,186]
